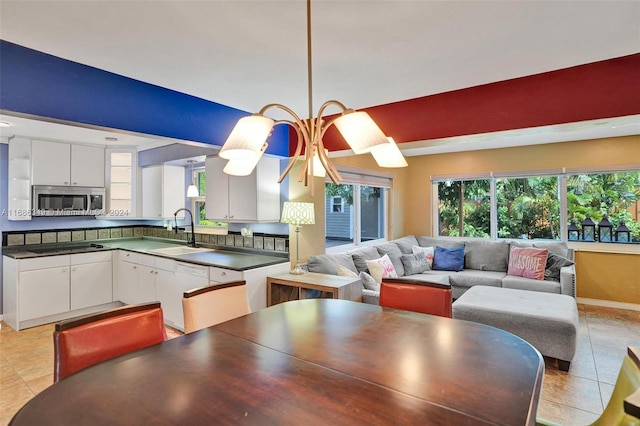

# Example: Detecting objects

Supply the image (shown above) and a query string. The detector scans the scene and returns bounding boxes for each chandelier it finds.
[218,0,407,195]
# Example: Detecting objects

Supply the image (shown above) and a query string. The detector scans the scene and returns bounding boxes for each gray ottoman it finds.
[453,286,579,371]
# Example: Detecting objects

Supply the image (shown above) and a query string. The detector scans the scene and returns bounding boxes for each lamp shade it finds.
[280,202,315,226]
[370,137,408,168]
[186,184,199,197]
[219,114,274,160]
[310,148,328,177]
[333,110,389,154]
[223,143,268,176]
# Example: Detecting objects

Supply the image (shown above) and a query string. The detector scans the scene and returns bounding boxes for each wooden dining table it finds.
[10,299,544,425]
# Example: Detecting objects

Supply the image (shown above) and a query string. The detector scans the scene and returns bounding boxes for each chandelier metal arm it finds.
[275,119,306,184]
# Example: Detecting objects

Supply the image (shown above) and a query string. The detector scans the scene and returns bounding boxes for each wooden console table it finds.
[267,272,362,306]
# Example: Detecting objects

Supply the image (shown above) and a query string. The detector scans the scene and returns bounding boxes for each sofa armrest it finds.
[362,289,380,305]
[560,264,576,297]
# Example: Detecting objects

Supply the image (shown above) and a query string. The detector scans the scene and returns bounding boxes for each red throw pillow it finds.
[507,247,549,280]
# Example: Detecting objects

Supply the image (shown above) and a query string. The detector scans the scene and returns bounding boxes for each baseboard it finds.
[577,297,640,312]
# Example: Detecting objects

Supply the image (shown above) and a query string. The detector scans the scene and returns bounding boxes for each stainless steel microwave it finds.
[32,185,105,216]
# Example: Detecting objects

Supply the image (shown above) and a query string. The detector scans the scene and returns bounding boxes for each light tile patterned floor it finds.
[1,304,638,425]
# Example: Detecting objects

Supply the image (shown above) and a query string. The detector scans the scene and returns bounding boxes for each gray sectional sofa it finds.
[306,235,576,305]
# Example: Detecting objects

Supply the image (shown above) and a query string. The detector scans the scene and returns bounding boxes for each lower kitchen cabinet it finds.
[160,262,208,331]
[2,251,117,331]
[70,252,113,310]
[117,252,174,305]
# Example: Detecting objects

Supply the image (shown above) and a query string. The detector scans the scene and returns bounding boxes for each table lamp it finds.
[281,201,315,275]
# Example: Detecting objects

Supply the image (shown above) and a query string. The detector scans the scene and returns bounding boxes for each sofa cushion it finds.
[366,254,398,283]
[412,246,435,267]
[307,253,357,275]
[507,247,548,280]
[350,246,382,273]
[337,265,359,278]
[533,241,570,258]
[544,253,574,282]
[464,240,510,272]
[502,275,562,294]
[389,235,419,254]
[401,253,431,275]
[376,243,405,277]
[448,270,505,289]
[360,271,379,292]
[433,246,465,272]
[416,236,465,249]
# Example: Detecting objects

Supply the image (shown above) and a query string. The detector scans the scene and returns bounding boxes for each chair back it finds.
[380,278,452,318]
[54,302,167,382]
[182,280,250,334]
[592,346,640,426]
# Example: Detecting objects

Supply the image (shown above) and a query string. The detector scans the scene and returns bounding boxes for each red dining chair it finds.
[182,280,250,334]
[380,278,453,318]
[53,302,167,382]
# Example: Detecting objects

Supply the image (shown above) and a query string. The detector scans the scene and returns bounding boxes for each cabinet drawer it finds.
[155,256,176,272]
[137,254,156,267]
[119,250,139,264]
[19,255,70,272]
[71,251,112,265]
[209,266,242,283]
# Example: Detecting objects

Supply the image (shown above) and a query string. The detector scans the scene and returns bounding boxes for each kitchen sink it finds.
[149,246,214,256]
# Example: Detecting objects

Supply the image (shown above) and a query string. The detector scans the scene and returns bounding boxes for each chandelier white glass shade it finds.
[370,137,408,168]
[217,0,406,196]
[218,115,274,160]
[281,201,315,275]
[223,142,268,176]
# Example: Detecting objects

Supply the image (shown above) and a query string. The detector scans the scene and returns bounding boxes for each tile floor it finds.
[1,304,639,425]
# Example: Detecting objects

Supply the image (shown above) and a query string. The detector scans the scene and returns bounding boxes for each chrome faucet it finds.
[173,208,197,248]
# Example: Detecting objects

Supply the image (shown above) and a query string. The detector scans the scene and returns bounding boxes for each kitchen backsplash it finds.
[2,225,289,254]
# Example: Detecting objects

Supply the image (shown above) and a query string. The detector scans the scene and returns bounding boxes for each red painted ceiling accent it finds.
[301,53,640,155]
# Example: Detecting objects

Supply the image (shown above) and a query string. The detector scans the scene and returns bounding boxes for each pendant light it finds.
[186,160,199,197]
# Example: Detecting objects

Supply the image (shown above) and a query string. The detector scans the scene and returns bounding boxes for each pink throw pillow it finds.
[507,247,548,280]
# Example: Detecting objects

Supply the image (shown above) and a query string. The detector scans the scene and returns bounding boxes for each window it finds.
[190,167,228,229]
[496,176,559,239]
[567,171,640,242]
[325,167,392,250]
[434,169,639,243]
[437,179,490,237]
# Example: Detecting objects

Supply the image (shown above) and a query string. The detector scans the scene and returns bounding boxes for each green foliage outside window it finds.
[567,172,640,241]
[437,171,639,242]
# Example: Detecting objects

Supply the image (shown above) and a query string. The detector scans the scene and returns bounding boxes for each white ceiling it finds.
[1,0,639,152]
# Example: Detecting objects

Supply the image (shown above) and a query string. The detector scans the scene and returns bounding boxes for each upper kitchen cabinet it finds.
[32,140,105,187]
[142,164,185,219]
[205,156,280,222]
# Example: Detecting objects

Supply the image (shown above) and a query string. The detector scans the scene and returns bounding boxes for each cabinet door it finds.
[71,144,105,187]
[228,174,258,221]
[205,156,230,220]
[32,140,71,185]
[118,261,139,304]
[19,267,70,321]
[70,261,113,310]
[138,265,157,303]
[155,269,179,328]
[142,166,163,218]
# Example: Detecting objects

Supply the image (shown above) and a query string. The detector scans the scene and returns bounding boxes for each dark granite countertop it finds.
[3,238,288,271]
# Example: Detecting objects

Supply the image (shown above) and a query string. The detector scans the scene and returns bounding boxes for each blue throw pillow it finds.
[432,245,464,271]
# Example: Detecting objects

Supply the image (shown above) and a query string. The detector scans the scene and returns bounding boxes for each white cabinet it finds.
[3,252,116,330]
[117,252,176,306]
[161,262,209,330]
[209,262,290,312]
[32,140,105,187]
[7,137,32,220]
[205,156,281,222]
[72,144,106,187]
[70,252,113,310]
[142,165,185,219]
[19,257,70,322]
